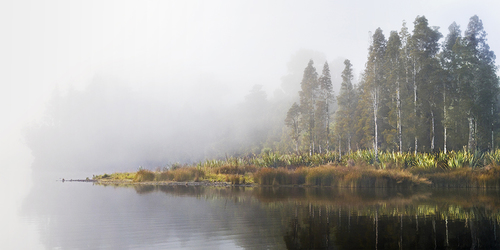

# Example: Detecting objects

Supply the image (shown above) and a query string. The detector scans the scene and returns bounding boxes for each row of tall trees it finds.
[287,15,499,155]
[285,60,334,155]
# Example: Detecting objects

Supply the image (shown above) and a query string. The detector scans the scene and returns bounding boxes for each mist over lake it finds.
[21,181,500,249]
[3,0,500,249]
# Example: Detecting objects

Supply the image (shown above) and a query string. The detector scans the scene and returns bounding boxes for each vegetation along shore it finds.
[93,149,500,188]
[91,15,500,189]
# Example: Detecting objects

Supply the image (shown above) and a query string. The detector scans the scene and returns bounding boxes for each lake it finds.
[20,179,500,249]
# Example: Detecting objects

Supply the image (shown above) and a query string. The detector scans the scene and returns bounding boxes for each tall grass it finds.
[134,169,155,182]
[132,167,205,182]
[101,149,500,187]
[252,165,430,187]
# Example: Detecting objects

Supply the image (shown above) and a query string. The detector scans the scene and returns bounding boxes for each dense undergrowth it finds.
[93,149,500,187]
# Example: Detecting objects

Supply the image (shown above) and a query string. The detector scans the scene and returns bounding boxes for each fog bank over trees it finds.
[26,15,499,174]
[26,50,346,173]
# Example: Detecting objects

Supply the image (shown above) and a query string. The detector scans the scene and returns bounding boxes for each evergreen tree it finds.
[399,20,415,152]
[336,59,357,153]
[285,102,302,154]
[439,22,462,153]
[383,31,403,152]
[362,28,386,160]
[317,62,334,152]
[455,15,499,151]
[278,15,499,156]
[298,60,320,155]
[409,15,442,152]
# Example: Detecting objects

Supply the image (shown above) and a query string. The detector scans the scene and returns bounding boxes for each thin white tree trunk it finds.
[396,76,403,154]
[338,136,342,160]
[397,77,402,153]
[373,88,378,161]
[413,61,418,154]
[431,110,435,151]
[475,119,478,150]
[326,98,330,152]
[443,87,447,153]
[468,116,474,151]
[492,105,495,150]
[348,134,351,153]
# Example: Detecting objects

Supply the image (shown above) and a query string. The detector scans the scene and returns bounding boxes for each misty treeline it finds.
[26,15,499,173]
[285,15,500,156]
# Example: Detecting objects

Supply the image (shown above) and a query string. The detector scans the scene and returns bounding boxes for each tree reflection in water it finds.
[125,185,500,249]
[29,181,500,249]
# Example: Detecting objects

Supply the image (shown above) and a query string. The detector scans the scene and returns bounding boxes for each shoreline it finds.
[63,178,500,189]
[63,179,255,187]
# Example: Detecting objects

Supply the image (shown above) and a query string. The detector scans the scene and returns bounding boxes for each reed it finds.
[99,149,500,187]
[162,167,205,182]
[253,167,301,185]
[133,169,155,182]
[252,165,429,187]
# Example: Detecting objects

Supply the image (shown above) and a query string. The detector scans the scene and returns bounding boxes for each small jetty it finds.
[61,178,97,183]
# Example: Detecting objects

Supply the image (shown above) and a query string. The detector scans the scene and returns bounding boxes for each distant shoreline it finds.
[78,150,500,189]
[62,178,255,187]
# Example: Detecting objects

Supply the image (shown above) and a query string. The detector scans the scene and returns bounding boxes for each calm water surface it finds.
[21,179,500,249]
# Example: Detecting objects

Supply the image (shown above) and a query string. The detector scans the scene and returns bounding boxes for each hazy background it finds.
[2,0,500,247]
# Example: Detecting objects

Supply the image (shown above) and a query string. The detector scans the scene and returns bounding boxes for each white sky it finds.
[2,0,500,171]
[1,1,499,248]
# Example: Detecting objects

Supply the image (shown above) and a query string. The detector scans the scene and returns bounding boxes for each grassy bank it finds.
[93,149,500,188]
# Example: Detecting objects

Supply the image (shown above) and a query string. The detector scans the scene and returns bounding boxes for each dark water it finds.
[21,179,500,249]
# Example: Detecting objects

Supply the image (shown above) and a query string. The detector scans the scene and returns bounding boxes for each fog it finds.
[3,0,499,176]
[22,50,347,173]
[3,0,500,248]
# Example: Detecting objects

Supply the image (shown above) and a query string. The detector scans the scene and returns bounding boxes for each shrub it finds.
[486,149,500,166]
[134,169,155,182]
[305,166,338,186]
[169,167,205,182]
[253,168,295,185]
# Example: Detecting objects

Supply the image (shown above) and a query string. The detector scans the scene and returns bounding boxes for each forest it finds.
[282,15,499,156]
[26,15,500,174]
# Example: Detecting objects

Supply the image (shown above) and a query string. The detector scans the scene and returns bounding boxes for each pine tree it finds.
[336,59,357,153]
[383,31,403,152]
[298,60,320,155]
[285,102,302,154]
[317,61,334,152]
[398,20,416,152]
[364,28,386,160]
[455,15,499,151]
[439,22,461,153]
[409,16,442,153]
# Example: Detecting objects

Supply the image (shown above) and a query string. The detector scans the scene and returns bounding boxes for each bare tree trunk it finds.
[443,87,447,153]
[348,134,351,153]
[373,88,379,162]
[338,136,342,160]
[397,77,402,154]
[431,110,435,151]
[326,98,330,152]
[295,139,299,155]
[444,126,447,153]
[373,63,379,162]
[413,60,418,155]
[468,116,475,151]
[475,119,478,150]
[310,91,315,156]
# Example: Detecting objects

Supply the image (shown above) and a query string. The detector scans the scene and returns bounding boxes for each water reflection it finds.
[23,181,500,249]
